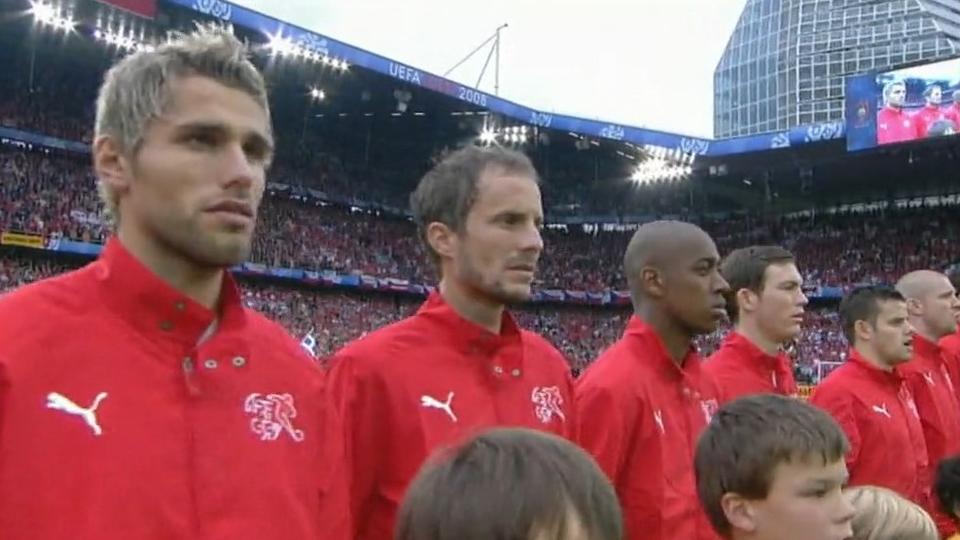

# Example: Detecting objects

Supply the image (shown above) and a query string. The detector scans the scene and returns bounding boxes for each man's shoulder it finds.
[0,266,94,332]
[329,314,427,366]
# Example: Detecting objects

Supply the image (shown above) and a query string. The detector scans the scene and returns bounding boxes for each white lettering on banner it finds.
[600,124,625,141]
[530,112,553,128]
[193,0,232,21]
[770,132,791,148]
[680,137,710,155]
[389,63,422,85]
[294,32,329,56]
[457,87,488,107]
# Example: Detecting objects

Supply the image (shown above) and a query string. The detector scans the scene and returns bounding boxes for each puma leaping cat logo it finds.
[46,391,108,436]
[421,392,457,423]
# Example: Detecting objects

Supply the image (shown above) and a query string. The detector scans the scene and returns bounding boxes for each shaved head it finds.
[624,220,715,297]
[623,220,729,337]
[896,270,946,300]
[896,270,960,339]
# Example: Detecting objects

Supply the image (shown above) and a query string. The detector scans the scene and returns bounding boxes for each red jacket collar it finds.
[847,348,905,387]
[914,334,943,362]
[416,291,522,354]
[623,316,701,378]
[722,331,786,370]
[94,237,247,348]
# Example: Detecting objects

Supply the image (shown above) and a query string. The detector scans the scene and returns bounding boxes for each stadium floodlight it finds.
[265,29,295,57]
[479,128,497,145]
[30,1,75,31]
[308,87,325,101]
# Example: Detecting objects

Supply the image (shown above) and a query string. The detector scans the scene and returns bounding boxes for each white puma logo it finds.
[653,409,665,434]
[872,404,891,419]
[421,392,457,423]
[46,391,108,436]
[923,372,936,386]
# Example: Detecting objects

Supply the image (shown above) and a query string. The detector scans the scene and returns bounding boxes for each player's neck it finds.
[854,345,894,372]
[438,278,503,335]
[634,306,692,365]
[116,226,224,311]
[735,320,781,356]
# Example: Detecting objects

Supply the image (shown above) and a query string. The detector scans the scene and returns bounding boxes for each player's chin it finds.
[498,282,533,304]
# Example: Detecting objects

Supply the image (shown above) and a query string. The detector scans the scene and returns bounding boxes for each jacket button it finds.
[174,300,186,311]
[511,369,521,377]
[493,366,504,375]
[232,356,247,368]
[182,358,194,372]
[159,320,174,331]
[203,359,218,369]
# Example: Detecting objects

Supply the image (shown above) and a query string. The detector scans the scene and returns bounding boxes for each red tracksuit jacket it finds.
[327,292,576,540]
[877,106,918,144]
[901,335,960,537]
[914,105,950,137]
[809,350,929,505]
[941,332,960,402]
[575,316,720,540]
[703,331,798,403]
[0,239,349,540]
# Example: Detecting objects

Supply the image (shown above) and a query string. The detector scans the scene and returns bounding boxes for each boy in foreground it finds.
[695,394,855,540]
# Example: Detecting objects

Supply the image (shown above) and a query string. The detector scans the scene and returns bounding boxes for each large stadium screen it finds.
[846,56,960,152]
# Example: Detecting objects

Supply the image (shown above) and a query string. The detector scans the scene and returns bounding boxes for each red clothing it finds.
[900,335,960,537]
[939,332,960,403]
[575,316,720,540]
[914,105,950,137]
[327,292,576,540]
[877,106,918,144]
[703,331,797,403]
[944,106,960,131]
[0,239,349,539]
[809,350,928,504]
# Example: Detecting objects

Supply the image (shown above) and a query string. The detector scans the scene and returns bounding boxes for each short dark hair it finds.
[695,394,849,539]
[935,455,960,519]
[719,245,795,322]
[838,285,905,344]
[409,144,538,267]
[395,428,623,540]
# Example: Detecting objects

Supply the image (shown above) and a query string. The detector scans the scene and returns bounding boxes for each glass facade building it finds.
[714,0,960,138]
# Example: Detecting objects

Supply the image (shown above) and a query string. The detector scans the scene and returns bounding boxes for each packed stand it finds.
[2,148,959,295]
[0,252,848,378]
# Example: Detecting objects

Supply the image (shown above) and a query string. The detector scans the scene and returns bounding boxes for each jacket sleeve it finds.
[810,389,861,474]
[326,350,383,539]
[574,376,635,483]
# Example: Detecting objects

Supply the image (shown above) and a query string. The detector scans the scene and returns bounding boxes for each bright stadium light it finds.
[30,1,75,31]
[308,87,325,101]
[479,128,497,145]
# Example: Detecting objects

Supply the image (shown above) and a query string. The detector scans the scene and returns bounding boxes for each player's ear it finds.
[854,319,873,343]
[721,492,758,534]
[93,135,133,202]
[641,266,665,299]
[736,287,759,315]
[426,221,456,261]
[905,297,924,318]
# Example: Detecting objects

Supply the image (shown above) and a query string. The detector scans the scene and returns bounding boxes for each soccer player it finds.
[327,145,575,540]
[897,269,960,537]
[575,220,730,540]
[810,286,928,505]
[915,84,951,138]
[877,81,917,145]
[940,268,960,364]
[395,428,622,540]
[705,246,806,402]
[0,26,348,539]
[695,394,855,540]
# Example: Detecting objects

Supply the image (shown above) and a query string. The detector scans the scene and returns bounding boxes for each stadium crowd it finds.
[2,147,959,293]
[0,252,843,381]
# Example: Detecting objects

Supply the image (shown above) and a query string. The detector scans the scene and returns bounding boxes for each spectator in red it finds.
[327,145,575,540]
[575,220,729,540]
[897,270,960,537]
[705,245,806,402]
[877,81,917,145]
[810,286,929,506]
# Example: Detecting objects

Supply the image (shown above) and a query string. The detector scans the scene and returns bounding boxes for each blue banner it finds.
[164,0,846,156]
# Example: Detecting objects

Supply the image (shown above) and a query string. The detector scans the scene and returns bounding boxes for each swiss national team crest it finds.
[700,398,719,423]
[244,393,305,442]
[531,386,566,424]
